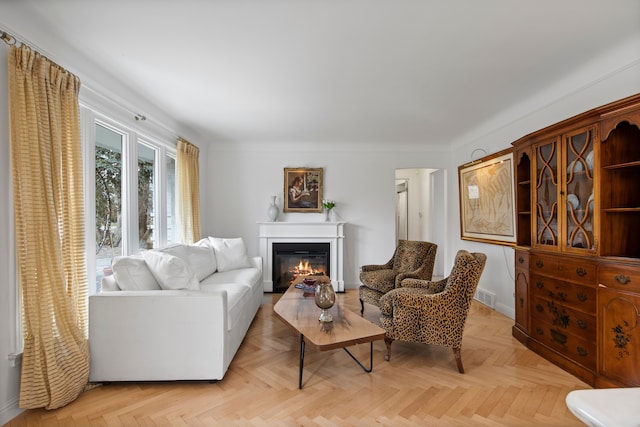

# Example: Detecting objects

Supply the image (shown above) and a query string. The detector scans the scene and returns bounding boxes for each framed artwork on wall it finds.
[458,148,516,246]
[283,167,323,213]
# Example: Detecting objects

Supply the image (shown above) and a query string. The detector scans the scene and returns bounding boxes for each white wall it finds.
[0,44,23,426]
[202,145,450,288]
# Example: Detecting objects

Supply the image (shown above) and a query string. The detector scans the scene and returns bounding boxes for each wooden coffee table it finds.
[273,276,386,389]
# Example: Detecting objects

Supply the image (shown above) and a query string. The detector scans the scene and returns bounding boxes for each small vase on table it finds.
[315,281,336,322]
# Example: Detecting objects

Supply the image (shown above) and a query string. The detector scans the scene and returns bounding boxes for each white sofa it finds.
[89,237,263,382]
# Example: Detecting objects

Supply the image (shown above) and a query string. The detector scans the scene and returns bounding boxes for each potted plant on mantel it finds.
[322,199,336,222]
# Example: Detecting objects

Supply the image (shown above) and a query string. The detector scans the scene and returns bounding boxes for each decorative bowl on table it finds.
[303,278,317,285]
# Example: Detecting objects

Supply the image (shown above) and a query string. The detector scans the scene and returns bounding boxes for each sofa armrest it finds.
[89,290,229,381]
[248,256,262,271]
[100,274,120,291]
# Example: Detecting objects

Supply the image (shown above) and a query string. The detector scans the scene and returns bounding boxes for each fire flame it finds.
[290,259,325,276]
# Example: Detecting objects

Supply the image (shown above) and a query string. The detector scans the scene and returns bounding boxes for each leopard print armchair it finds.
[358,240,437,315]
[379,250,486,373]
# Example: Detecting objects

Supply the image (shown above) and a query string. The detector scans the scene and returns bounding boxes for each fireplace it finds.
[258,221,345,292]
[272,243,330,293]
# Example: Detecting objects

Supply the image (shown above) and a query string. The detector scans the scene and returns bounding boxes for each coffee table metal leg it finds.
[299,339,375,389]
[299,334,305,389]
[343,342,374,373]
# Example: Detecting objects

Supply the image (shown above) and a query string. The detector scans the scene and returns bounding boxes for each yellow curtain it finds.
[177,137,201,243]
[8,44,89,409]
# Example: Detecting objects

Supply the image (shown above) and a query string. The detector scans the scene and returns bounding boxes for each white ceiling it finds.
[1,0,640,146]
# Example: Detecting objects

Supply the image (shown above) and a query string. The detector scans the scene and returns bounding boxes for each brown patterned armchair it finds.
[358,240,437,315]
[379,250,486,373]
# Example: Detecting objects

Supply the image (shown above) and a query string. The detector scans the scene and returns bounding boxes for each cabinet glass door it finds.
[563,127,596,252]
[534,138,559,248]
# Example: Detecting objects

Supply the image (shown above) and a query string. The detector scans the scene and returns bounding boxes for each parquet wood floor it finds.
[5,291,589,426]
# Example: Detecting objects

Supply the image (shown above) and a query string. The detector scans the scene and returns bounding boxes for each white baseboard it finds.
[0,396,23,426]
[495,301,515,320]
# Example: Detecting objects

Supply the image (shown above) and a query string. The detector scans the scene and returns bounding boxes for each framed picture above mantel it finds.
[283,167,323,213]
[458,148,516,246]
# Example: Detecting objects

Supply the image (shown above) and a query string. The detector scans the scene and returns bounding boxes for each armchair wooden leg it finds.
[360,298,364,315]
[453,347,464,373]
[384,336,394,361]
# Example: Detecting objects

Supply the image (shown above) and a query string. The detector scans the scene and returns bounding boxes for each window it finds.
[166,154,177,245]
[84,109,177,294]
[95,123,124,287]
[137,141,156,251]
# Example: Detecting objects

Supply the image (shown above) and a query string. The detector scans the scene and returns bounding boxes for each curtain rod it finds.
[1,27,74,78]
[1,30,16,46]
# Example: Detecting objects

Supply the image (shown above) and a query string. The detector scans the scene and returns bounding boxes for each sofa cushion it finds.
[201,267,261,288]
[209,237,251,272]
[161,243,217,281]
[199,281,252,330]
[111,255,161,291]
[200,266,261,331]
[143,250,200,290]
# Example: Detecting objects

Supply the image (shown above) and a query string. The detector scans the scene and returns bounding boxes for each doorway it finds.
[396,180,408,242]
[395,168,446,277]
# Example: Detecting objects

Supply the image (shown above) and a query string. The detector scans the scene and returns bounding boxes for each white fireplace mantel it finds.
[258,221,345,292]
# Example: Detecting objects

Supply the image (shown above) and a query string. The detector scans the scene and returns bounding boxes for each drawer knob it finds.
[518,256,525,264]
[577,319,587,329]
[519,297,524,308]
[536,260,544,268]
[536,327,544,335]
[536,304,544,313]
[577,292,587,302]
[576,267,587,277]
[550,329,567,345]
[536,281,544,289]
[615,274,631,285]
[577,346,588,357]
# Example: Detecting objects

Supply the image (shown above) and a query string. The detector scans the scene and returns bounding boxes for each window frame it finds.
[81,106,177,295]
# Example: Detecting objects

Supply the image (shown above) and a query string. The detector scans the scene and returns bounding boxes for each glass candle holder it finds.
[314,281,336,322]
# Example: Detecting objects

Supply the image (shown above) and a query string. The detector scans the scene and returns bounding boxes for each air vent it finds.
[474,288,496,309]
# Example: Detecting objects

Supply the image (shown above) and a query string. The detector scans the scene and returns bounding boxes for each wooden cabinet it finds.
[532,126,597,254]
[515,150,532,247]
[513,248,529,338]
[598,262,640,387]
[529,253,597,383]
[511,93,640,388]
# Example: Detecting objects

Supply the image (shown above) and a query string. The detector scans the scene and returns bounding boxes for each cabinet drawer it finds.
[531,295,596,341]
[515,250,529,270]
[530,274,596,313]
[598,263,640,293]
[530,317,596,370]
[530,253,597,285]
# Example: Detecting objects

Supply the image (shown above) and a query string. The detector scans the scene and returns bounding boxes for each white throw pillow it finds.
[183,245,217,281]
[111,255,161,291]
[195,238,218,273]
[208,237,251,272]
[143,250,200,290]
[161,243,217,280]
[160,244,189,259]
